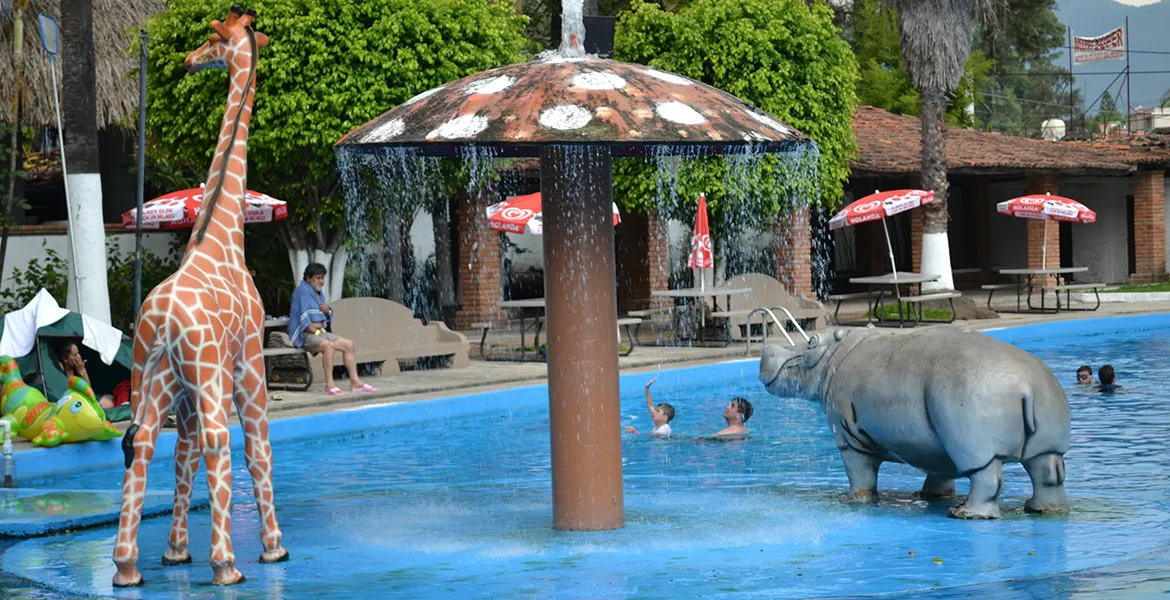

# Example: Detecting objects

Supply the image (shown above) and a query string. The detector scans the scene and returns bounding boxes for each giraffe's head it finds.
[184,4,269,73]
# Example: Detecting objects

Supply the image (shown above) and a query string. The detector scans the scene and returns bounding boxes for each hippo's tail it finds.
[1021,391,1036,437]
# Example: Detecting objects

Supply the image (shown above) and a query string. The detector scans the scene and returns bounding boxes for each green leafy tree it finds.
[1096,90,1122,126]
[142,0,530,297]
[612,0,858,240]
[973,0,1081,137]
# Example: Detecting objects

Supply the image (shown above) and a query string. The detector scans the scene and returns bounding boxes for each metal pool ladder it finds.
[745,306,811,356]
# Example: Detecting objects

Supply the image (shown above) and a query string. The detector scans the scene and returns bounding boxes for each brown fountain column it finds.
[540,145,624,531]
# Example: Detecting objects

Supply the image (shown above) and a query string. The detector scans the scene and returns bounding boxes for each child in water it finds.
[624,377,675,437]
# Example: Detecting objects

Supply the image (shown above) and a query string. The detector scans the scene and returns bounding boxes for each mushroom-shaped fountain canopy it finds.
[334,55,811,158]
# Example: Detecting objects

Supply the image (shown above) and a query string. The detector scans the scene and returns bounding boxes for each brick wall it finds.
[615,209,671,311]
[455,192,506,330]
[647,210,671,308]
[1132,170,1168,283]
[774,206,813,296]
[1025,173,1061,284]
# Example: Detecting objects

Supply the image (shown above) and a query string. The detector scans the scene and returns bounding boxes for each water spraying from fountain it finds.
[334,0,821,530]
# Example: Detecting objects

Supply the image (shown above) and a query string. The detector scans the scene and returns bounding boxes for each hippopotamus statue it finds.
[759,326,1070,519]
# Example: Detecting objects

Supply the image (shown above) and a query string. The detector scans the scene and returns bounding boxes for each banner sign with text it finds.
[1073,27,1125,64]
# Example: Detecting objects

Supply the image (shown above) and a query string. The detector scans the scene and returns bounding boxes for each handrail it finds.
[745,306,811,356]
[2,420,14,488]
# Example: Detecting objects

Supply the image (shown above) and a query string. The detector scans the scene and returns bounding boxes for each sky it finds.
[1112,0,1160,5]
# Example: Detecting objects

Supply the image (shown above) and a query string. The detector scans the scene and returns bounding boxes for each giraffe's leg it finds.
[113,355,176,587]
[184,345,246,586]
[163,391,199,566]
[233,338,289,564]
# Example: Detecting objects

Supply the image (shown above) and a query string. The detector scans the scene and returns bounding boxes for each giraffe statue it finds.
[113,5,287,587]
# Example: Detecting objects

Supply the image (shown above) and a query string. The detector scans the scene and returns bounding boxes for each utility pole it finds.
[1067,26,1075,135]
[1124,16,1132,135]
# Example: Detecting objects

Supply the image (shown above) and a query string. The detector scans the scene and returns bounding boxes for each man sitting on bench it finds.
[289,263,376,396]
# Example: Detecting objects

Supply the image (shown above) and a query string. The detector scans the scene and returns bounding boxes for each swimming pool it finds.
[3,315,1170,599]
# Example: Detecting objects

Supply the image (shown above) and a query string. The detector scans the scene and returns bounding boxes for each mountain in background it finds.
[1054,0,1170,117]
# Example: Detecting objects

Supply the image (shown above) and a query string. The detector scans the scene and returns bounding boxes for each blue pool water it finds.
[2,315,1170,599]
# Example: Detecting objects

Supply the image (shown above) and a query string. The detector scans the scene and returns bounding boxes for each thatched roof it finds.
[0,0,165,128]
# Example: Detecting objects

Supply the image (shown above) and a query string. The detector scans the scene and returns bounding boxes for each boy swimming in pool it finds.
[624,377,675,437]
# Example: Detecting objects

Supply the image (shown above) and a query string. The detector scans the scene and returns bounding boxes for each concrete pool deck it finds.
[8,297,1170,454]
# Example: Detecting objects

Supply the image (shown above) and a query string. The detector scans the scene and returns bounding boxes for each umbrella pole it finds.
[1042,219,1048,270]
[881,217,899,284]
[48,55,83,316]
[881,216,903,321]
[35,336,47,398]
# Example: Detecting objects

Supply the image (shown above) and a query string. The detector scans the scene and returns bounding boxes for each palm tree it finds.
[60,0,113,322]
[888,0,999,291]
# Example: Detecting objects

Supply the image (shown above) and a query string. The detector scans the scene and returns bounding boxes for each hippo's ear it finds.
[807,334,820,348]
[833,329,846,342]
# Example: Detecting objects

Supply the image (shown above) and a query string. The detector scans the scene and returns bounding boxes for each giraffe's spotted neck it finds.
[185,33,257,265]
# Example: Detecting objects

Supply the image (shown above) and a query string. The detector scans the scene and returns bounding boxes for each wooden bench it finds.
[617,317,643,356]
[895,291,962,325]
[827,290,886,325]
[279,298,470,384]
[981,283,1022,311]
[627,307,673,319]
[470,318,545,361]
[474,317,644,359]
[1043,282,1103,311]
[719,274,829,343]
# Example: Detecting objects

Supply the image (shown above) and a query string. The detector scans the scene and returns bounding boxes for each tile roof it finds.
[851,105,1170,175]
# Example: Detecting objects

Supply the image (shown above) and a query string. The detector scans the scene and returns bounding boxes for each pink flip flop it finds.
[351,384,376,393]
[325,387,345,396]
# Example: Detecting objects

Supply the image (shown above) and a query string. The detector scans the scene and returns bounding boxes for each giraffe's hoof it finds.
[211,568,246,586]
[260,547,290,564]
[112,571,144,587]
[162,549,192,566]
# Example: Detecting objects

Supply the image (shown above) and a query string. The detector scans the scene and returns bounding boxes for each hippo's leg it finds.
[948,458,1003,519]
[839,448,882,504]
[918,474,956,498]
[1023,452,1069,514]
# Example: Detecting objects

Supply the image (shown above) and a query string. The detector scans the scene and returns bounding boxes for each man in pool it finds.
[713,397,752,437]
[624,376,674,437]
[1076,365,1095,385]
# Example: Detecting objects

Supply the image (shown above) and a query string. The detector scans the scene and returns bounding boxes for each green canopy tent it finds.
[0,300,134,403]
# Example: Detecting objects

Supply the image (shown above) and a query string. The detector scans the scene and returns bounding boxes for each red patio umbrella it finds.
[121,185,289,230]
[687,193,714,290]
[485,192,621,235]
[829,189,935,280]
[997,193,1096,269]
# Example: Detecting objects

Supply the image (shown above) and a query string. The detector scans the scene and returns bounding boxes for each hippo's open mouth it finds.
[763,355,801,389]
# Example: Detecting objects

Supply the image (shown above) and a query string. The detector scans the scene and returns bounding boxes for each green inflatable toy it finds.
[30,376,121,448]
[1,356,54,441]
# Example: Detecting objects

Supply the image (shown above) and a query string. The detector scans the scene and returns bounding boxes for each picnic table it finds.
[473,298,643,360]
[987,267,1100,313]
[847,272,960,327]
[649,286,751,345]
